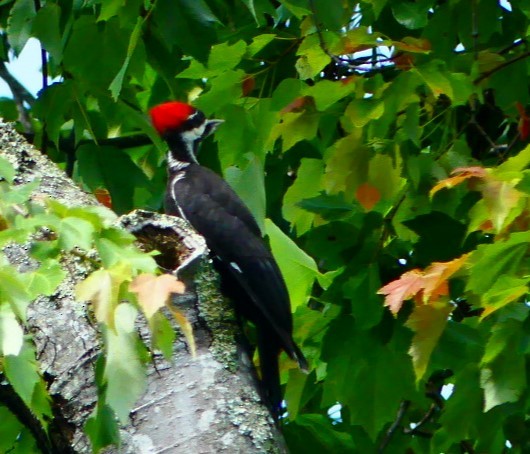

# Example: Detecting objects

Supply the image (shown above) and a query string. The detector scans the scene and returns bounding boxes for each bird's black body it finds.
[151,102,307,418]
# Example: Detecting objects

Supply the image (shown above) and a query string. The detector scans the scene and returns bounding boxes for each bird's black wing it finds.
[165,164,304,364]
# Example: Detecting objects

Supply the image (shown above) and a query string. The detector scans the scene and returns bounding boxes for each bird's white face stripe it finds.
[181,123,207,143]
[170,174,188,221]
[230,262,243,273]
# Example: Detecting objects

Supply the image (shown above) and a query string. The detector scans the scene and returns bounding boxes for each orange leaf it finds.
[516,102,530,141]
[378,254,469,314]
[130,274,185,319]
[393,37,431,53]
[377,269,424,315]
[281,96,312,114]
[356,182,381,211]
[94,188,112,208]
[430,166,488,196]
[421,254,470,302]
[242,76,255,97]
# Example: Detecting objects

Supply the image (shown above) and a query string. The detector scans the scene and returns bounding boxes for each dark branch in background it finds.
[0,381,53,454]
[0,60,35,133]
[473,51,530,85]
[21,132,154,177]
[378,400,410,453]
[471,0,479,61]
[34,0,48,156]
[377,370,454,452]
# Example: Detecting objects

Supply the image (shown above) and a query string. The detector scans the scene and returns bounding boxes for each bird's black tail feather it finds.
[257,329,283,420]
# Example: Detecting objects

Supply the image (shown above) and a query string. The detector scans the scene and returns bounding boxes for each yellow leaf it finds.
[129,274,186,319]
[76,269,117,327]
[430,166,488,196]
[421,254,470,302]
[167,305,196,357]
[75,263,132,328]
[406,302,452,380]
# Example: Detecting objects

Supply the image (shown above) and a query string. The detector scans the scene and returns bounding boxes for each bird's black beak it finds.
[203,119,224,138]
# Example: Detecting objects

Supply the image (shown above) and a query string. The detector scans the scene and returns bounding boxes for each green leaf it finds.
[0,406,24,454]
[25,260,66,299]
[32,2,62,62]
[103,303,146,422]
[98,0,126,21]
[298,193,357,220]
[271,78,304,111]
[7,0,36,55]
[392,0,430,29]
[63,16,129,89]
[57,217,95,251]
[284,414,356,452]
[224,155,266,233]
[84,403,120,452]
[153,0,218,63]
[283,158,324,235]
[208,40,247,73]
[415,60,453,99]
[322,316,416,439]
[96,238,157,272]
[305,80,357,112]
[0,156,15,183]
[270,111,319,152]
[479,275,528,318]
[296,34,333,80]
[496,143,530,174]
[76,144,151,214]
[4,344,40,408]
[467,231,530,295]
[194,70,244,113]
[342,265,383,330]
[150,312,176,360]
[0,304,23,356]
[481,346,526,411]
[0,265,31,320]
[247,34,276,55]
[265,219,318,309]
[109,17,143,100]
[345,98,385,128]
[406,302,453,380]
[1,180,39,204]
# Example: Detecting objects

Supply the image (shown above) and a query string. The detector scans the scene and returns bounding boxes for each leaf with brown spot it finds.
[356,182,381,211]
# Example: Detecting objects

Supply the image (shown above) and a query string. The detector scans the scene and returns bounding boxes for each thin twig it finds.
[378,400,410,453]
[474,50,530,85]
[403,403,437,435]
[0,60,34,133]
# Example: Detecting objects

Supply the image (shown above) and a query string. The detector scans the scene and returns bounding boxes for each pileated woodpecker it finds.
[150,101,307,418]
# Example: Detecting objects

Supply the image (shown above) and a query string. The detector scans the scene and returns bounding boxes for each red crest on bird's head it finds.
[150,102,196,135]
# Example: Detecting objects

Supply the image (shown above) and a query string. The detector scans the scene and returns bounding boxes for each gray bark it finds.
[0,122,286,453]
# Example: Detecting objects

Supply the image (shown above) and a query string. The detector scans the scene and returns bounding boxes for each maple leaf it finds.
[167,305,196,357]
[377,269,423,314]
[421,254,470,302]
[430,166,488,197]
[129,274,185,319]
[378,254,469,314]
[76,268,123,328]
[406,302,453,380]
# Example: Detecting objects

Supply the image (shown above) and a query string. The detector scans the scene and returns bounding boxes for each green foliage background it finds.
[1,0,530,452]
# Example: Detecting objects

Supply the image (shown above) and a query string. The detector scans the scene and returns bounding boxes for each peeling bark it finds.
[0,122,286,453]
